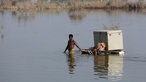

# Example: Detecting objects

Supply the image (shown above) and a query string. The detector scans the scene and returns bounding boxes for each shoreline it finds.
[0,1,146,11]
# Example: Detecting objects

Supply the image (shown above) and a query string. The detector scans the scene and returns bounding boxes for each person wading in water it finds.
[64,34,82,54]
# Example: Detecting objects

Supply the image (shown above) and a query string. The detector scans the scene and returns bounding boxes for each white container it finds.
[93,30,123,51]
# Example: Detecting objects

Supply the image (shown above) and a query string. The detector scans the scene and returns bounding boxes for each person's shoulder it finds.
[73,39,76,43]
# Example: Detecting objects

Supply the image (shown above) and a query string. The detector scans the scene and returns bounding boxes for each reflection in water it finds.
[0,10,4,16]
[68,9,87,22]
[105,9,146,16]
[94,55,123,81]
[1,9,146,24]
[10,10,64,23]
[6,11,36,23]
[0,25,4,40]
[44,9,64,15]
[108,55,123,81]
[17,12,35,23]
[94,55,108,79]
[12,11,17,16]
[66,53,76,74]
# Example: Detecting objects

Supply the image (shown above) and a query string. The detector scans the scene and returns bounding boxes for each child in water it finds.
[64,34,82,54]
[93,42,106,55]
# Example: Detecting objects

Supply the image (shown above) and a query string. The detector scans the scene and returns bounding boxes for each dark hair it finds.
[69,34,73,38]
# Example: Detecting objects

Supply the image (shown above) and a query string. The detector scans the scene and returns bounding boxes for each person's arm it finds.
[64,42,69,53]
[74,41,82,51]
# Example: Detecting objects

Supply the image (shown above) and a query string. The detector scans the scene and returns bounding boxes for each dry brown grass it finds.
[1,1,146,11]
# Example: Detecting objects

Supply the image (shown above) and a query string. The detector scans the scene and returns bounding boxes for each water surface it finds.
[0,9,146,82]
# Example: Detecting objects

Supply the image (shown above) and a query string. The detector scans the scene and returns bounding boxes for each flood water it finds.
[0,9,146,82]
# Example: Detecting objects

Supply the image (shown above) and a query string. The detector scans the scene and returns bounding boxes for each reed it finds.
[0,0,146,11]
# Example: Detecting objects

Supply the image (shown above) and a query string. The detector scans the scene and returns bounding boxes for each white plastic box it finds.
[93,30,123,51]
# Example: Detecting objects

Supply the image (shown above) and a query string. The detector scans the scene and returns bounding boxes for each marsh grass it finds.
[0,0,146,10]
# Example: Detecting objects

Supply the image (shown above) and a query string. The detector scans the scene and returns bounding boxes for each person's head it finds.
[69,34,73,39]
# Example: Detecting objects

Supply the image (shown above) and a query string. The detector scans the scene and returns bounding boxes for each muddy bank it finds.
[0,1,146,11]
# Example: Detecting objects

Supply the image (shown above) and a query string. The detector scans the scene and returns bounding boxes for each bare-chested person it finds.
[93,42,106,55]
[64,34,82,54]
